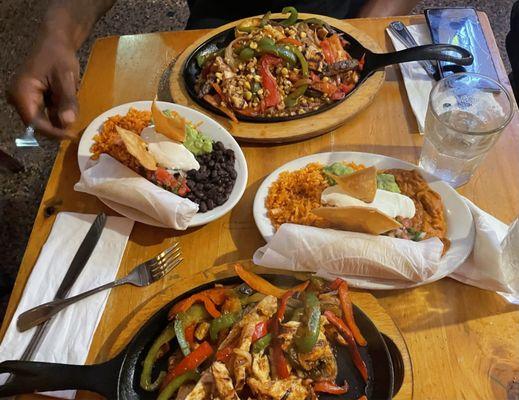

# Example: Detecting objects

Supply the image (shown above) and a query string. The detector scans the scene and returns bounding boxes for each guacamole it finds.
[376,173,400,193]
[184,124,213,155]
[323,162,355,184]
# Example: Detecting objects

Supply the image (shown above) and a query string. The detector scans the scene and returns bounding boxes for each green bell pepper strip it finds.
[260,11,271,27]
[257,37,297,66]
[196,47,224,68]
[285,84,307,107]
[294,292,321,353]
[240,291,265,305]
[174,316,191,357]
[290,307,305,322]
[304,17,326,26]
[139,322,176,391]
[157,371,200,400]
[280,6,298,26]
[209,312,239,342]
[286,44,308,77]
[252,333,272,353]
[239,47,256,61]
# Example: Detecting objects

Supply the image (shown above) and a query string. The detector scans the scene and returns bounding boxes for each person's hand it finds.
[7,33,80,139]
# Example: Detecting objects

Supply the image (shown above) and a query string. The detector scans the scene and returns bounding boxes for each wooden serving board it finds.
[84,260,413,400]
[169,13,386,143]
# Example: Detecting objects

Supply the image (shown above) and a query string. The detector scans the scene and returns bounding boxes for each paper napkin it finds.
[75,154,198,229]
[386,24,434,133]
[0,212,134,398]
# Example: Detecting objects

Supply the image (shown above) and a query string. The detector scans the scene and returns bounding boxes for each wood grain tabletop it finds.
[1,13,518,400]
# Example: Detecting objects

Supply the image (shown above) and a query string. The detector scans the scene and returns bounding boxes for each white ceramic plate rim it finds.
[253,151,475,289]
[78,101,248,228]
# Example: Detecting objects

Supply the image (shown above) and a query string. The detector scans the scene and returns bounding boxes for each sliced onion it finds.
[225,37,248,69]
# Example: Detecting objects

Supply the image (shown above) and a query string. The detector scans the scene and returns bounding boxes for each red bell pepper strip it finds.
[338,281,367,346]
[313,380,349,394]
[324,311,368,382]
[329,278,343,291]
[215,346,234,362]
[272,343,290,379]
[259,54,282,108]
[358,53,366,71]
[168,293,221,319]
[234,264,309,298]
[277,37,304,46]
[184,323,196,347]
[251,321,269,343]
[328,34,349,61]
[339,83,355,95]
[320,39,335,64]
[162,341,213,388]
[277,290,294,322]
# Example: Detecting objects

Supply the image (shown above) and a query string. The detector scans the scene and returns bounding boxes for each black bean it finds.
[199,201,207,213]
[194,190,205,199]
[216,196,224,205]
[211,170,218,179]
[206,199,214,210]
[229,170,237,179]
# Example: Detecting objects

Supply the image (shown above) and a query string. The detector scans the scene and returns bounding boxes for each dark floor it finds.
[0,0,516,320]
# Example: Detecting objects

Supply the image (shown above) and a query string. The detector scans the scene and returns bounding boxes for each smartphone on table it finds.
[425,7,499,81]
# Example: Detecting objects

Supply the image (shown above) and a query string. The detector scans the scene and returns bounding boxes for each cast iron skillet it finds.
[183,19,473,123]
[0,275,403,399]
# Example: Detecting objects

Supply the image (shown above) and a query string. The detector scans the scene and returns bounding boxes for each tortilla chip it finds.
[312,206,401,235]
[151,98,186,142]
[328,166,377,202]
[115,126,157,171]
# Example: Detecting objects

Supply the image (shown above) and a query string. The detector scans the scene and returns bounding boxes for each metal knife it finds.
[14,213,107,361]
[388,21,439,80]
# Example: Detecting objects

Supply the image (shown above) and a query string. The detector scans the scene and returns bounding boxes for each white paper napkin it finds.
[253,198,519,301]
[386,24,434,133]
[75,154,198,229]
[0,212,134,398]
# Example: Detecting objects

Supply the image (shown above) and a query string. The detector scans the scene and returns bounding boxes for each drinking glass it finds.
[419,73,514,187]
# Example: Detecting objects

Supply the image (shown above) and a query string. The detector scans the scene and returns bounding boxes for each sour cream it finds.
[321,186,416,219]
[141,127,200,171]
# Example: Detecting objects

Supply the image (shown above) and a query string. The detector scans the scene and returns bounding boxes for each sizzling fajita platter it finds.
[170,8,471,142]
[253,152,476,289]
[0,264,405,399]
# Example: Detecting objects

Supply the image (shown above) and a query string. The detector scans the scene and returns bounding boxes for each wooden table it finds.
[2,13,519,400]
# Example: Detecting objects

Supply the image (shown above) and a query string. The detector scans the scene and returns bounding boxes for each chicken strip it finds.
[212,361,239,399]
[252,352,271,383]
[184,370,213,400]
[248,377,309,400]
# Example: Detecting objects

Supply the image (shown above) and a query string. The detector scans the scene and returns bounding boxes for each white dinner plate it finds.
[253,151,475,289]
[78,101,248,228]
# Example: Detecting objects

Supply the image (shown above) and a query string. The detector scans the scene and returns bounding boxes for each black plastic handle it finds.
[365,44,473,72]
[0,353,123,398]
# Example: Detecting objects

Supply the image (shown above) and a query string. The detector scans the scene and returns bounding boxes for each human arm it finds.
[7,0,116,139]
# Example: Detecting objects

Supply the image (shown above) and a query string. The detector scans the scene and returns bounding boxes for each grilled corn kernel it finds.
[257,88,264,95]
[254,74,261,82]
[244,81,251,90]
[244,91,253,100]
[215,72,223,80]
[194,322,210,341]
[249,41,258,49]
[281,67,289,76]
[322,76,330,82]
[300,31,307,38]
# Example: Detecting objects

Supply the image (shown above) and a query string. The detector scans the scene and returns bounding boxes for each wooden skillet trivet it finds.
[169,13,386,144]
[85,260,412,400]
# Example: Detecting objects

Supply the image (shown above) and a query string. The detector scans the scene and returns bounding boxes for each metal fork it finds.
[15,125,39,148]
[16,242,182,332]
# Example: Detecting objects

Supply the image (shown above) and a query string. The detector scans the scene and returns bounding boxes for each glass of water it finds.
[419,73,514,187]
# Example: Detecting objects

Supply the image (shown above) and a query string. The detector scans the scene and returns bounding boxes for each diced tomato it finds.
[358,53,366,71]
[320,39,335,64]
[314,380,349,394]
[328,34,349,61]
[339,83,355,95]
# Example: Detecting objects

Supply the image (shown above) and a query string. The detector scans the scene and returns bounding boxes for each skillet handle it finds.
[365,44,473,72]
[0,354,122,398]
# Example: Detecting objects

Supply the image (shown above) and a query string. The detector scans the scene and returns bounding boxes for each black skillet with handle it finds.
[0,275,404,399]
[183,17,473,123]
